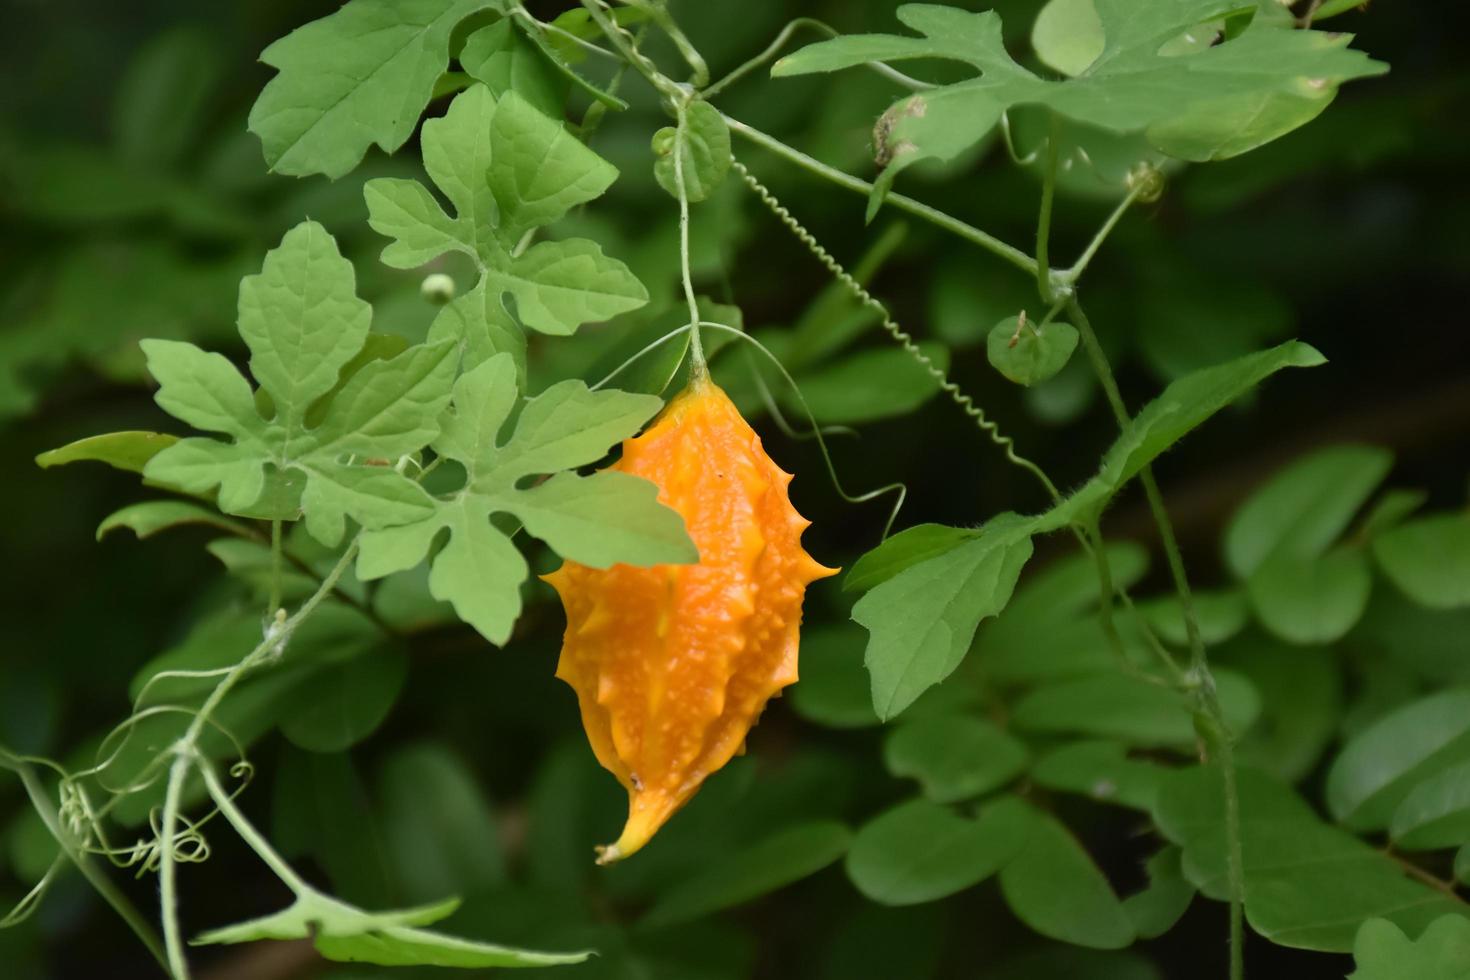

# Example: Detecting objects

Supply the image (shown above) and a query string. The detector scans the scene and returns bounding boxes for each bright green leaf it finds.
[193,887,587,968]
[364,85,644,371]
[854,513,1035,720]
[774,3,1385,209]
[845,524,978,594]
[491,237,649,337]
[488,90,618,240]
[248,0,495,178]
[96,501,253,542]
[140,222,455,545]
[356,355,694,643]
[36,431,179,474]
[460,19,568,117]
[1031,0,1104,77]
[1035,343,1325,531]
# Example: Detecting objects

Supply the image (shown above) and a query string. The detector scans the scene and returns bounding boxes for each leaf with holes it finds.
[364,85,646,378]
[774,2,1385,213]
[355,353,695,644]
[140,221,456,545]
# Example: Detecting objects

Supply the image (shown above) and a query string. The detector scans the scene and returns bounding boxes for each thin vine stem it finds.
[199,762,310,894]
[156,540,361,978]
[702,17,933,98]
[722,116,1039,278]
[672,101,707,381]
[580,0,682,101]
[1067,294,1246,980]
[267,518,283,616]
[511,5,620,62]
[1036,117,1058,302]
[628,0,708,87]
[734,157,1062,503]
[1060,176,1151,285]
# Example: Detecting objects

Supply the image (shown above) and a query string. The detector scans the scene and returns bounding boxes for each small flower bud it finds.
[421,273,456,305]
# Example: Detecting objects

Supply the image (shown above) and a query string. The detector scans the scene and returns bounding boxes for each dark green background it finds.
[2,1,1467,978]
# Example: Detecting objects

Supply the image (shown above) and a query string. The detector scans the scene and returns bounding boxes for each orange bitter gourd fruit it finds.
[544,376,836,862]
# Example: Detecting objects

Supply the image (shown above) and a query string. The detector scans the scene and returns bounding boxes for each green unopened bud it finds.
[421,273,456,305]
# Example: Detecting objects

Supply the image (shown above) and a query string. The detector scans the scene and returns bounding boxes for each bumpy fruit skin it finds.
[544,377,835,862]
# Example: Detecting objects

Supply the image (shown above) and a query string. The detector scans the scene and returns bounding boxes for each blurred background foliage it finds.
[2,1,1468,978]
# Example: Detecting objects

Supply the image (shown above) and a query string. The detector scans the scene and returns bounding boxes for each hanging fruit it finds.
[545,375,836,863]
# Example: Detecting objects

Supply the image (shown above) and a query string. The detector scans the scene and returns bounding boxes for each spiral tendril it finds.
[732,159,1061,502]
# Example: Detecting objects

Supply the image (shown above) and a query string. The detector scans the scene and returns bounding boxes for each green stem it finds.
[1079,520,1186,687]
[1068,295,1246,980]
[734,159,1058,497]
[580,0,682,101]
[156,541,360,978]
[702,17,932,98]
[0,747,169,974]
[723,115,1038,278]
[511,5,619,62]
[673,102,707,381]
[198,762,310,894]
[1036,117,1058,302]
[267,519,282,616]
[632,0,708,87]
[1061,179,1148,286]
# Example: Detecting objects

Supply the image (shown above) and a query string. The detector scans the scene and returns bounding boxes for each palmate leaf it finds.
[364,84,647,380]
[356,353,696,644]
[773,2,1387,215]
[248,0,500,179]
[194,888,588,968]
[141,221,457,545]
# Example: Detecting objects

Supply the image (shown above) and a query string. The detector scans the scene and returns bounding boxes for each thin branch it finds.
[723,116,1038,276]
[703,17,933,99]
